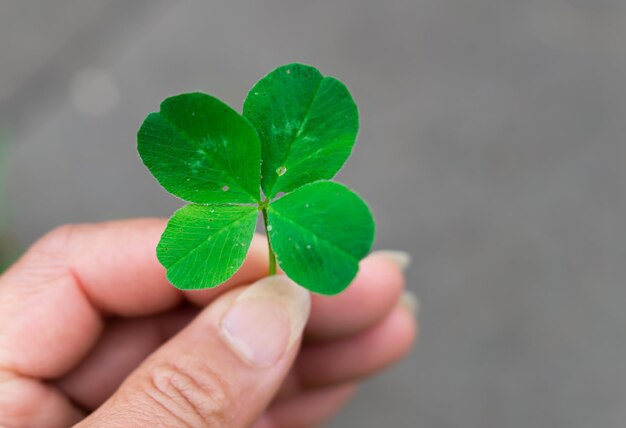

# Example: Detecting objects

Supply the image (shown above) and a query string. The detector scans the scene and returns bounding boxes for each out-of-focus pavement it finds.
[3,1,626,427]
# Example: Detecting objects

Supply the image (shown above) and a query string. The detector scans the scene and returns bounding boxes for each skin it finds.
[0,219,417,427]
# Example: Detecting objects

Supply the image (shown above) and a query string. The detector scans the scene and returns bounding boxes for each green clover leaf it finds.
[267,181,375,294]
[157,204,258,290]
[243,63,359,199]
[137,64,375,295]
[138,93,260,204]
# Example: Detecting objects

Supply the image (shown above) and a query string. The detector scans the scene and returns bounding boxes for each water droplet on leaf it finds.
[276,165,287,176]
[267,225,273,231]
[222,185,229,192]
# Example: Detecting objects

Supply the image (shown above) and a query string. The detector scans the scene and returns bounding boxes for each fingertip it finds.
[297,305,418,388]
[370,250,412,271]
[392,302,419,359]
[305,253,406,341]
[256,383,358,428]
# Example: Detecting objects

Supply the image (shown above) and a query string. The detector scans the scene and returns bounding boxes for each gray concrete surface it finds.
[2,0,626,426]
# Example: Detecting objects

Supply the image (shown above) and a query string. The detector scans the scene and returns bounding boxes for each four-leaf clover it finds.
[138,63,375,295]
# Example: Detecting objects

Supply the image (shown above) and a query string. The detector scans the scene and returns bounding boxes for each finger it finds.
[273,298,416,400]
[296,305,417,389]
[0,220,268,379]
[55,292,415,410]
[55,250,407,408]
[0,370,84,428]
[55,306,199,410]
[56,250,408,409]
[79,276,311,428]
[254,384,357,428]
[305,251,408,341]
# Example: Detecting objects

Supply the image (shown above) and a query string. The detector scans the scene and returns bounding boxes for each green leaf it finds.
[138,93,261,204]
[157,204,258,290]
[137,65,377,296]
[0,136,13,274]
[267,181,375,294]
[243,64,359,198]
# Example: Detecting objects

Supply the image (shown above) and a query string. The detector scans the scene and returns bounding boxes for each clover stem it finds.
[261,205,277,275]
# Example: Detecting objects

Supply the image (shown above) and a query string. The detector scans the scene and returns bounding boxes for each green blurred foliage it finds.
[0,132,12,273]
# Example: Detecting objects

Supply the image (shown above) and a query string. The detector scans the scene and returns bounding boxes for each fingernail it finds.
[372,250,412,271]
[220,275,311,368]
[400,290,420,318]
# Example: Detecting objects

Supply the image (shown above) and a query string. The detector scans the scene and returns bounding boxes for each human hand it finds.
[0,219,417,427]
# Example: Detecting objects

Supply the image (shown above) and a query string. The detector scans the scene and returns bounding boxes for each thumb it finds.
[79,275,311,428]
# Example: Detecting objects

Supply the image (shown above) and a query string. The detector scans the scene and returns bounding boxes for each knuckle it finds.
[38,224,78,248]
[142,359,234,427]
[29,224,79,264]
[3,224,82,287]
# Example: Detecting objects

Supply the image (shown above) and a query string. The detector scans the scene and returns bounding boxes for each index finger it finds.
[0,218,268,379]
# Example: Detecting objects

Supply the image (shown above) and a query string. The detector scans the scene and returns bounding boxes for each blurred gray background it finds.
[2,0,626,427]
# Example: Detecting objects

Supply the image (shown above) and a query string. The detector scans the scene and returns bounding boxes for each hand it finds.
[0,219,417,427]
